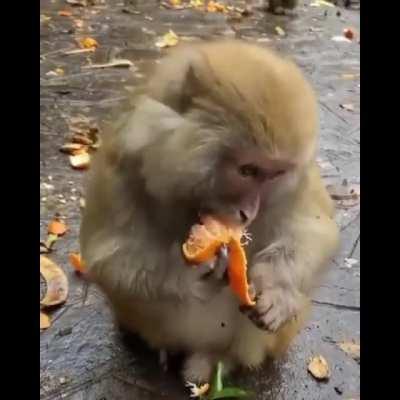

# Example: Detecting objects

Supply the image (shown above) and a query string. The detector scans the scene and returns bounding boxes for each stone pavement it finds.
[40,1,360,399]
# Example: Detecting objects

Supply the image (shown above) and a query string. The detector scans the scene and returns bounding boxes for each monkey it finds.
[80,40,339,384]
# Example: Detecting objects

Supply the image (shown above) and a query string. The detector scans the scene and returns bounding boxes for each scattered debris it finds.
[332,36,352,43]
[338,341,360,363]
[78,37,99,49]
[275,26,286,36]
[185,382,210,398]
[344,258,359,268]
[58,10,73,17]
[310,0,335,7]
[66,0,90,6]
[40,312,51,330]
[69,152,91,169]
[156,30,179,48]
[343,27,356,40]
[59,143,86,155]
[69,253,87,274]
[82,58,134,69]
[79,198,86,209]
[341,73,359,80]
[207,1,227,13]
[46,68,65,77]
[340,103,355,112]
[48,219,68,236]
[64,48,96,55]
[40,256,69,307]
[308,355,330,381]
[40,233,59,254]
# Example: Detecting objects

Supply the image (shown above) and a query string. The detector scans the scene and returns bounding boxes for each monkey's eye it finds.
[238,164,260,178]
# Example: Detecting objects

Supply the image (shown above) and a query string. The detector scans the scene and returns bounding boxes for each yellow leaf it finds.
[275,26,286,36]
[307,355,330,380]
[78,37,99,49]
[155,30,179,48]
[48,219,68,236]
[40,312,51,330]
[40,256,69,307]
[69,152,91,169]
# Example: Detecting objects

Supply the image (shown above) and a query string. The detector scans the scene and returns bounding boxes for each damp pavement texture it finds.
[40,1,360,399]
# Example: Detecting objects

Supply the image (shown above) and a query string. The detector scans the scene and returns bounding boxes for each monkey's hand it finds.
[172,244,229,302]
[240,282,302,332]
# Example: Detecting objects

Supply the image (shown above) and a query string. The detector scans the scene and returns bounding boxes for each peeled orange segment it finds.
[227,238,256,306]
[182,215,255,306]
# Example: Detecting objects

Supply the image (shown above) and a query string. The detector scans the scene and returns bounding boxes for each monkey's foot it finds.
[240,287,301,332]
[182,353,214,384]
[159,349,168,372]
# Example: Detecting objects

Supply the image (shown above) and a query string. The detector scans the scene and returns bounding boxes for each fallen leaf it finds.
[69,252,87,274]
[169,0,182,5]
[40,312,51,330]
[343,28,355,40]
[78,37,99,49]
[46,68,65,77]
[41,14,52,23]
[341,73,359,80]
[190,0,204,7]
[66,0,89,5]
[73,19,84,29]
[69,152,91,169]
[58,10,73,17]
[79,197,86,208]
[40,233,59,253]
[207,1,227,12]
[310,0,334,7]
[59,143,86,155]
[40,256,69,307]
[48,219,68,236]
[327,182,360,201]
[332,36,352,43]
[344,258,359,268]
[338,341,360,363]
[155,30,179,48]
[340,103,355,112]
[82,58,134,69]
[275,26,286,36]
[71,135,93,148]
[308,355,330,381]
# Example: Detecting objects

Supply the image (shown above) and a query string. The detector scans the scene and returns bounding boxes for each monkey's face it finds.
[140,41,318,228]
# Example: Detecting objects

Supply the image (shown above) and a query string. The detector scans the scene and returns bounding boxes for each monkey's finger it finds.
[213,245,229,281]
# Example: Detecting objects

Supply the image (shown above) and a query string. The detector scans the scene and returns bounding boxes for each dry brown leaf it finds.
[59,143,86,155]
[69,152,91,169]
[58,10,73,17]
[69,252,87,274]
[79,197,86,208]
[73,19,84,29]
[40,256,69,307]
[78,37,99,49]
[170,0,182,5]
[308,355,330,380]
[338,341,360,362]
[340,103,355,112]
[343,27,356,40]
[82,58,134,69]
[341,73,359,80]
[155,30,179,48]
[40,312,51,330]
[48,219,68,236]
[71,134,94,146]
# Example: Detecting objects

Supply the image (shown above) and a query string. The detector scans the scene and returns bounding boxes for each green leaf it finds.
[209,387,253,399]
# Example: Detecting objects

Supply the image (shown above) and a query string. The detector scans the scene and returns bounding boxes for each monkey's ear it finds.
[147,48,208,113]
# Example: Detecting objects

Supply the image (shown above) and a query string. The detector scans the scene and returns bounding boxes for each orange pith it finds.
[182,215,255,306]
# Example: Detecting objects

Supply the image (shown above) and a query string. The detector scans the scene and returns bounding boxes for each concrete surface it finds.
[40,0,360,399]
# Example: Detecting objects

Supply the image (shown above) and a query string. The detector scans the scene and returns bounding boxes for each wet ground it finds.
[40,1,360,399]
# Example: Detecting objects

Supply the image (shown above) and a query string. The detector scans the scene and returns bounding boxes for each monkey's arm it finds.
[245,166,339,331]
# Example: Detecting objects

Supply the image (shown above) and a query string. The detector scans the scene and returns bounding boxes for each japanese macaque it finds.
[80,40,339,383]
